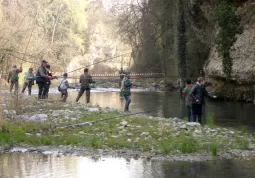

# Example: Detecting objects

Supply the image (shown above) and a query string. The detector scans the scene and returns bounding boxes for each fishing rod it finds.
[67,53,131,74]
[60,107,163,129]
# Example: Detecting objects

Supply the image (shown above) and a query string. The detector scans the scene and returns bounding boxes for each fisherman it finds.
[36,60,52,99]
[43,64,57,98]
[21,68,35,95]
[7,64,22,94]
[119,67,125,88]
[76,68,95,103]
[58,73,74,102]
[183,79,193,122]
[121,73,133,112]
[190,77,217,124]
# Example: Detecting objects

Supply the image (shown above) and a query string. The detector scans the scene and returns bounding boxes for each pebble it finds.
[140,132,150,137]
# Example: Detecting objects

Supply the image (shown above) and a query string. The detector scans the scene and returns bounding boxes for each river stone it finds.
[134,138,140,143]
[52,110,64,117]
[225,131,235,138]
[25,133,32,136]
[180,125,187,129]
[3,109,9,115]
[88,108,100,113]
[186,122,201,127]
[120,121,128,127]
[36,133,41,137]
[194,129,202,134]
[127,139,132,142]
[28,114,48,121]
[140,132,150,137]
[111,135,119,139]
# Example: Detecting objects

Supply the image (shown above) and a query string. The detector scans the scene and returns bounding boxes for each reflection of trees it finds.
[148,159,254,178]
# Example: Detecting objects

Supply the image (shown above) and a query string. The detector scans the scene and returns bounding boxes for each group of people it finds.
[7,60,96,104]
[7,61,217,117]
[183,77,217,124]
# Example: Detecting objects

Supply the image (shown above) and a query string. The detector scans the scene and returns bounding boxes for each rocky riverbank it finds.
[0,94,255,161]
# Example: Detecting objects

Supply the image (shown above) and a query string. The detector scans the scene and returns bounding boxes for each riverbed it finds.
[1,153,255,178]
[46,88,255,129]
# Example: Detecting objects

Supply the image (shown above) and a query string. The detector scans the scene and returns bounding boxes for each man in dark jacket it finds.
[76,68,95,103]
[190,77,216,124]
[36,60,52,99]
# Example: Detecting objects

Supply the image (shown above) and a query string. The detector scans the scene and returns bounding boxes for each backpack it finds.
[58,79,65,92]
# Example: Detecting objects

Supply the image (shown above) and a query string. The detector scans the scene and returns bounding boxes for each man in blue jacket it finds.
[190,77,216,124]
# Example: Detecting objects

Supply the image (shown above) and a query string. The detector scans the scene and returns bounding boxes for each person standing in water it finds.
[76,68,95,103]
[58,73,74,102]
[21,68,35,95]
[190,77,217,124]
[183,79,193,122]
[7,64,23,94]
[121,74,133,112]
[36,60,52,99]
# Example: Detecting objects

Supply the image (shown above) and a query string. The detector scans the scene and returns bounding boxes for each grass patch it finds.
[240,125,248,134]
[178,136,199,153]
[206,113,215,127]
[210,141,218,156]
[234,137,250,150]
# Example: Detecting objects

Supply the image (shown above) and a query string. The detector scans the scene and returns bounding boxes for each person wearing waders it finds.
[119,67,125,88]
[43,64,57,98]
[76,68,95,103]
[190,77,217,124]
[7,64,22,94]
[121,74,133,112]
[58,73,74,102]
[36,60,52,99]
[183,79,193,122]
[21,68,35,95]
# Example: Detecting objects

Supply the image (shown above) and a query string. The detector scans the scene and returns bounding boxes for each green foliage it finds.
[214,0,242,78]
[240,125,248,134]
[210,141,218,156]
[234,137,250,150]
[159,141,174,154]
[206,113,215,127]
[179,137,198,153]
[176,0,187,82]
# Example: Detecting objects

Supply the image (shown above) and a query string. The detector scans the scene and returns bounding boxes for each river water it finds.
[49,89,255,129]
[1,153,255,178]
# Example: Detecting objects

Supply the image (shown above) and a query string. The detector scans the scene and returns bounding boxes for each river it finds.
[1,153,255,178]
[48,88,255,129]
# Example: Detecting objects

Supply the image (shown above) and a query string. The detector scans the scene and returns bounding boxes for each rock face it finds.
[201,1,255,100]
[205,22,255,83]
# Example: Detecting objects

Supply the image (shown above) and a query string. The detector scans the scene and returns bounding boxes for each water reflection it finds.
[1,153,255,178]
[49,90,255,129]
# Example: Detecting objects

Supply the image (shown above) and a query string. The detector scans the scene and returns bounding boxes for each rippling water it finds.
[1,153,255,178]
[46,89,255,129]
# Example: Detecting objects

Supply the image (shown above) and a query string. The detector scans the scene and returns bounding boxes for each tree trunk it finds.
[51,5,62,45]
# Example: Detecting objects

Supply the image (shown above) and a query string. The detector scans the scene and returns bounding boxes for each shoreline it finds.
[1,94,255,162]
[2,145,255,162]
